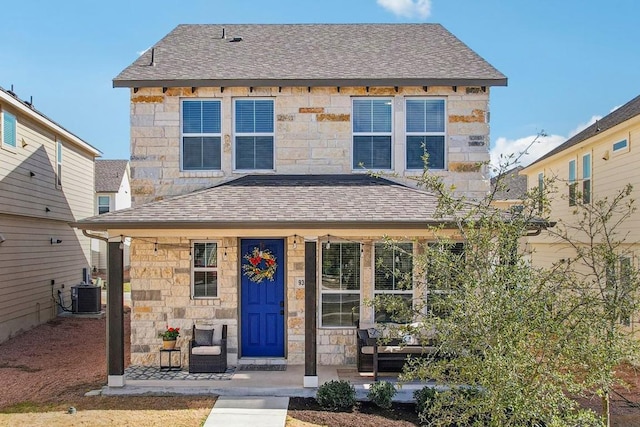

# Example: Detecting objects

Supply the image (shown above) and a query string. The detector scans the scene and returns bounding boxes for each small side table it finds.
[159,348,182,371]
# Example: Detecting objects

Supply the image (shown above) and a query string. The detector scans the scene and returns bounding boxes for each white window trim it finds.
[56,140,63,189]
[319,240,362,329]
[1,109,17,153]
[180,98,222,172]
[612,138,629,154]
[97,195,111,215]
[191,240,219,299]
[232,98,276,172]
[405,97,447,171]
[351,97,394,172]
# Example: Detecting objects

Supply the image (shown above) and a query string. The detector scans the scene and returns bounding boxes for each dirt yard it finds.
[1,310,640,426]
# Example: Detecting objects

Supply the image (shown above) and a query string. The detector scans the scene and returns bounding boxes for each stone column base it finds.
[303,375,318,388]
[108,375,125,387]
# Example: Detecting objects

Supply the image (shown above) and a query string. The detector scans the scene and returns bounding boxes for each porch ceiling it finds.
[73,174,466,231]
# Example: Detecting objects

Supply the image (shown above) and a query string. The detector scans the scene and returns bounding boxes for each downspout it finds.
[83,229,109,242]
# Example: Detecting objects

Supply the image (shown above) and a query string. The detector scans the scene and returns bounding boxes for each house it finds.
[0,86,101,343]
[490,166,528,211]
[521,93,640,326]
[73,23,507,387]
[92,159,131,275]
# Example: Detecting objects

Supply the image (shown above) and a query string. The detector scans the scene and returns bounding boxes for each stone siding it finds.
[129,86,491,206]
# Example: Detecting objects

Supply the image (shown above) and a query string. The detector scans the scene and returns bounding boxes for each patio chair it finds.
[188,324,227,373]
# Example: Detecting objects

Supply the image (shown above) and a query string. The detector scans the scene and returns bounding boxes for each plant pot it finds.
[162,339,177,350]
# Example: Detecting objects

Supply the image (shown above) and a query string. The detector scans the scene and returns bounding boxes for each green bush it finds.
[414,386,438,423]
[316,380,356,411]
[367,380,397,409]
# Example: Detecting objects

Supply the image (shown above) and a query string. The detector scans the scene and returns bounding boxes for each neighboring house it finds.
[521,93,640,325]
[0,86,101,343]
[490,166,528,210]
[92,159,131,274]
[74,23,507,386]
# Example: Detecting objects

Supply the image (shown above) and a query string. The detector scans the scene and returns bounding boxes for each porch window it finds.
[97,196,110,214]
[374,243,413,323]
[352,98,392,170]
[582,153,591,204]
[181,99,222,171]
[568,159,577,206]
[321,242,361,327]
[234,99,274,170]
[406,98,446,170]
[1,110,16,149]
[192,242,218,298]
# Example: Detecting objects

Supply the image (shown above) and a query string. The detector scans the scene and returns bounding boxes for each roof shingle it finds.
[114,24,506,88]
[95,160,128,193]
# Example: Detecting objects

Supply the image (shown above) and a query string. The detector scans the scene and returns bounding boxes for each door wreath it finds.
[242,247,277,283]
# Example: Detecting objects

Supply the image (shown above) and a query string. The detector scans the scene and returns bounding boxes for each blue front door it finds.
[240,238,285,357]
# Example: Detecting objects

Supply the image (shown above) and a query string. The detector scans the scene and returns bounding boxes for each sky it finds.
[1,0,639,169]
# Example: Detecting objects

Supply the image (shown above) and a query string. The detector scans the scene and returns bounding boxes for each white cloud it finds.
[377,0,432,19]
[490,133,566,171]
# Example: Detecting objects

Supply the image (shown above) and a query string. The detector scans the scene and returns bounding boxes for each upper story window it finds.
[2,110,16,149]
[192,241,218,298]
[181,100,221,171]
[613,139,628,153]
[321,241,361,327]
[406,98,446,170]
[234,99,274,170]
[582,153,591,204]
[56,141,63,188]
[374,242,413,323]
[568,159,577,206]
[97,196,110,214]
[352,98,392,170]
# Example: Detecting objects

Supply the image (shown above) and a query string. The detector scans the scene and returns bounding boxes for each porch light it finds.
[223,250,228,261]
[293,234,298,249]
[154,242,158,255]
[326,240,331,250]
[119,235,124,250]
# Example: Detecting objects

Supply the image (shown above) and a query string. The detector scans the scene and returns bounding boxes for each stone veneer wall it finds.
[129,234,424,367]
[129,86,491,206]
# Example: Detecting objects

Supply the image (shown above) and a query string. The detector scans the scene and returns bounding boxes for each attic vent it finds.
[229,36,243,42]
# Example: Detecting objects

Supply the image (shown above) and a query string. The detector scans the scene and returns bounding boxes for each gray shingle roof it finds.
[490,166,528,200]
[76,174,453,230]
[114,24,507,88]
[528,93,640,167]
[95,160,128,193]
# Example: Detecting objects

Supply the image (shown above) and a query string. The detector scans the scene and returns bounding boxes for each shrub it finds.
[316,380,356,411]
[367,380,397,409]
[414,386,438,423]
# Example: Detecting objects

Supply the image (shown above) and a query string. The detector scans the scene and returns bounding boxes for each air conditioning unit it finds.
[71,285,101,313]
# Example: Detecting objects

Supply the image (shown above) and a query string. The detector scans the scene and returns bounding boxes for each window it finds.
[613,139,628,153]
[374,243,413,322]
[568,159,577,206]
[426,243,464,318]
[582,153,591,204]
[97,196,110,214]
[352,98,392,169]
[2,110,16,149]
[537,172,544,213]
[182,100,221,170]
[234,99,274,170]
[192,242,218,298]
[321,242,361,327]
[406,98,446,169]
[56,141,63,188]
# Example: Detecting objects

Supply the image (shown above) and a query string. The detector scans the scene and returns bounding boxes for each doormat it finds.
[238,364,287,371]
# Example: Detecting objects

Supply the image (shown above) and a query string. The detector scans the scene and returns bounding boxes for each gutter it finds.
[82,229,108,242]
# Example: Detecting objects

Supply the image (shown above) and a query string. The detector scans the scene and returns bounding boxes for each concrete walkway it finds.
[204,396,289,427]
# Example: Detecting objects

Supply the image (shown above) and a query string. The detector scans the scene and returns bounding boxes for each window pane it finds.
[194,243,217,268]
[254,136,274,169]
[613,139,628,152]
[583,154,591,179]
[322,243,360,291]
[236,136,255,169]
[3,112,16,147]
[353,99,372,133]
[374,245,394,290]
[374,294,413,323]
[236,136,274,170]
[322,293,360,327]
[202,101,221,133]
[353,99,391,133]
[583,180,591,203]
[353,136,391,169]
[254,100,274,133]
[371,99,392,132]
[407,136,444,169]
[194,271,218,297]
[406,100,425,133]
[375,243,413,291]
[425,99,445,132]
[568,160,576,182]
[183,101,201,133]
[235,100,255,132]
[183,137,221,170]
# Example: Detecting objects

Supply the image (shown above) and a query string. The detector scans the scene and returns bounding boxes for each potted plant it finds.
[159,326,180,349]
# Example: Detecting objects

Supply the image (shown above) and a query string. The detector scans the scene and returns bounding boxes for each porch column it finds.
[107,240,125,387]
[304,240,318,387]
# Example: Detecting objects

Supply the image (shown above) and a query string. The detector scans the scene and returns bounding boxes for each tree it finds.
[370,142,639,426]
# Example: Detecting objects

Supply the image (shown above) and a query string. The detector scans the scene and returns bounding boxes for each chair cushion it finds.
[191,345,222,356]
[195,324,224,345]
[194,328,213,346]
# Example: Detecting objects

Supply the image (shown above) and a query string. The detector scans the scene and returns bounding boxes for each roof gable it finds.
[95,160,128,193]
[114,24,507,88]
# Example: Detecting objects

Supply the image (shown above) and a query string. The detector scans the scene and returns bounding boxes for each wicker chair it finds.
[188,324,227,373]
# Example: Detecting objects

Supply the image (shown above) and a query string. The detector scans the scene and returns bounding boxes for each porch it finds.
[100,364,431,402]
